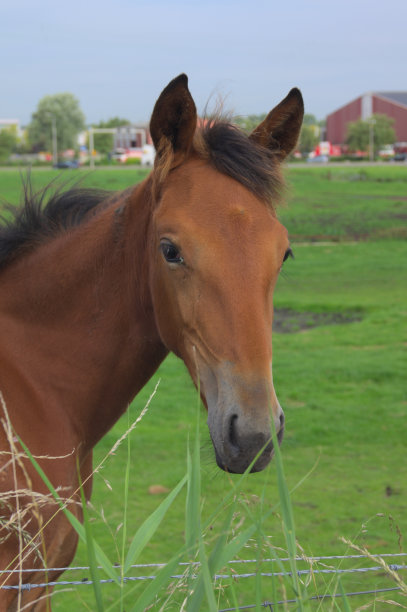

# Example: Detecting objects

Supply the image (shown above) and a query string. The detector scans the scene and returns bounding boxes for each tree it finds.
[373,114,396,151]
[346,119,369,152]
[302,113,318,126]
[233,114,266,134]
[92,117,131,154]
[346,114,395,155]
[0,127,18,162]
[28,93,85,154]
[298,124,319,155]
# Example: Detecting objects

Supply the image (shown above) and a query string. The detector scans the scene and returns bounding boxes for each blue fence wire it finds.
[218,587,403,611]
[1,553,406,609]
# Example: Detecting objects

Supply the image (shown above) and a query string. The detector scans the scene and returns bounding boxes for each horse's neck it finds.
[0,182,167,452]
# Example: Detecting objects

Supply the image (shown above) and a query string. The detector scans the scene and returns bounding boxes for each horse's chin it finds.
[213,447,273,474]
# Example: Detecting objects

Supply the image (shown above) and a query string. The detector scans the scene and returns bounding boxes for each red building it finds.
[326,92,407,146]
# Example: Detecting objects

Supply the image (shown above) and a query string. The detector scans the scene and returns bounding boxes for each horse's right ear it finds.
[150,74,197,164]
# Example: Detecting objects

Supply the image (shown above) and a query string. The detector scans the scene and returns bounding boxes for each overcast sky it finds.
[2,0,406,126]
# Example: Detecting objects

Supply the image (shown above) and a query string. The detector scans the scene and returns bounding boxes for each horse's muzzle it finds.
[208,406,285,474]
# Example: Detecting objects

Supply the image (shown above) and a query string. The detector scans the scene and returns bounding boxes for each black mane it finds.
[0,179,112,269]
[196,120,284,206]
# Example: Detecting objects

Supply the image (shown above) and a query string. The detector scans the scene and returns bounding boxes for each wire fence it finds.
[1,553,406,609]
[218,587,404,611]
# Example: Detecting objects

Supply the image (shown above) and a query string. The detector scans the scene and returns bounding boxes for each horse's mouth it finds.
[212,420,284,474]
[214,445,272,474]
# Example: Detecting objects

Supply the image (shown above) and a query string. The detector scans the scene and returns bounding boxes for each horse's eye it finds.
[283,247,293,263]
[160,241,184,264]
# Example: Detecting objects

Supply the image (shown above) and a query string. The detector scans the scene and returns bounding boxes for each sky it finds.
[1,0,406,127]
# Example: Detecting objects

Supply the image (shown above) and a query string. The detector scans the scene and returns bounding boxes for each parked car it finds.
[393,153,407,162]
[53,160,80,169]
[141,144,155,166]
[307,154,329,163]
[378,146,395,158]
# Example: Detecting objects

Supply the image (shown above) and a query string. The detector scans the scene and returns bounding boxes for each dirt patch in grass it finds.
[274,308,363,333]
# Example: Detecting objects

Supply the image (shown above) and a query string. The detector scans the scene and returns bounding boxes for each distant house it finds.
[113,118,210,151]
[114,124,152,150]
[326,92,407,146]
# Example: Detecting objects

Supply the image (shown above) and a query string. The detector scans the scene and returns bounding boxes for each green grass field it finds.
[1,165,406,610]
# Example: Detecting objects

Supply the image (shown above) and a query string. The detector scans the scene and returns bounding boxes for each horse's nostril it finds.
[277,411,285,444]
[229,414,239,448]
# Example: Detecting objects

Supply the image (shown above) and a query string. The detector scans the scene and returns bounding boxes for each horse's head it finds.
[148,75,303,473]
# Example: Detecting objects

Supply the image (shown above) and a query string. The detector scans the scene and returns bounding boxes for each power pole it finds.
[46,113,58,165]
[369,117,376,162]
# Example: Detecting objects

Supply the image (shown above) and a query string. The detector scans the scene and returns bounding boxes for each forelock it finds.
[192,119,285,208]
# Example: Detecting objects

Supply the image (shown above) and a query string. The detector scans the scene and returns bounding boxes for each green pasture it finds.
[0,166,406,610]
[281,166,407,241]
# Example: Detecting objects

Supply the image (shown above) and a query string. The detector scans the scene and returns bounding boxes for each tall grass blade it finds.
[187,516,259,610]
[78,460,105,612]
[185,436,201,555]
[123,474,187,573]
[254,531,263,612]
[196,537,218,612]
[270,424,307,609]
[17,435,120,585]
[125,551,185,612]
[119,411,132,611]
[337,576,352,612]
[184,364,205,605]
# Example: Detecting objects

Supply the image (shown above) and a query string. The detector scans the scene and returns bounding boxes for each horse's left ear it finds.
[250,88,304,160]
[150,74,197,162]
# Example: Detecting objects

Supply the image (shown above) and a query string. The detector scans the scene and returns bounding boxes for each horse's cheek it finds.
[151,268,192,355]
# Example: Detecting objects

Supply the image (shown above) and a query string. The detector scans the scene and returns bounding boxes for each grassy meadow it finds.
[0,165,406,610]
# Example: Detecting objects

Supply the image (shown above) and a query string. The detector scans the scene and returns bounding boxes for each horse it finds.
[0,74,303,610]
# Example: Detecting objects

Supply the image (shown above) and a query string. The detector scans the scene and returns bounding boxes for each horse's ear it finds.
[150,74,197,162]
[250,88,304,160]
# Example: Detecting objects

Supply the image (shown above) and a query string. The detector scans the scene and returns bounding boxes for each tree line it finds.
[0,93,397,163]
[234,112,396,157]
[0,93,130,163]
